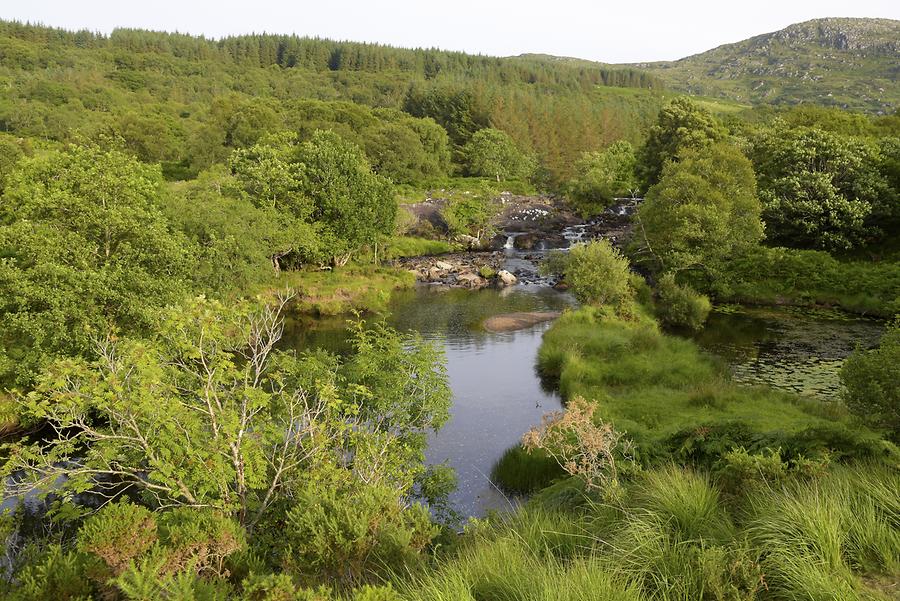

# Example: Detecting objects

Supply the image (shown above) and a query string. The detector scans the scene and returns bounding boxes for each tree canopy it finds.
[636,142,763,279]
[750,125,895,250]
[567,141,638,215]
[462,128,535,182]
[636,97,727,190]
[0,144,192,387]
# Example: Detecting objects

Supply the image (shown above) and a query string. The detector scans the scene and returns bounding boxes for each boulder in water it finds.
[483,311,561,332]
[497,270,518,286]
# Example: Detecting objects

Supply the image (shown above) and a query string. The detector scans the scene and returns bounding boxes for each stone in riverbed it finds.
[434,260,455,271]
[483,311,561,332]
[456,272,487,289]
[497,270,517,286]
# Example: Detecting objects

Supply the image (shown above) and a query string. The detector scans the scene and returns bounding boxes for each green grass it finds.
[272,265,415,316]
[396,465,899,601]
[747,463,900,600]
[490,446,564,495]
[381,236,454,259]
[719,246,900,317]
[536,306,873,452]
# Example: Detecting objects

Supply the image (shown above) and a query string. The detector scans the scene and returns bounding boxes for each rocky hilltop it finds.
[632,18,900,113]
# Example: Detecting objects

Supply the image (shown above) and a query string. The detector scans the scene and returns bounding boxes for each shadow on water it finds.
[281,285,575,517]
[693,305,884,401]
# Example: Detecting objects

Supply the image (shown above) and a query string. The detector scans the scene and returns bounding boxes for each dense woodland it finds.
[0,18,898,601]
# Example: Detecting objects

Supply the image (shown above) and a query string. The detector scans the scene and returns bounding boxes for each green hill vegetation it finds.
[0,15,898,601]
[632,18,900,113]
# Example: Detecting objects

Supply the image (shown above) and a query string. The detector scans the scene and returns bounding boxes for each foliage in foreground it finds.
[407,463,899,601]
[841,320,900,441]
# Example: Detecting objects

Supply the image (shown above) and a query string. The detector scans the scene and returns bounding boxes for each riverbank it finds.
[718,246,900,317]
[275,265,416,316]
[534,306,892,461]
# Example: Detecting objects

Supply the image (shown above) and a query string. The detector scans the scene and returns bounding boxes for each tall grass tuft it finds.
[490,445,564,495]
[747,464,900,599]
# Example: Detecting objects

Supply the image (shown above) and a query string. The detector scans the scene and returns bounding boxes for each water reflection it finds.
[281,285,575,516]
[694,306,884,400]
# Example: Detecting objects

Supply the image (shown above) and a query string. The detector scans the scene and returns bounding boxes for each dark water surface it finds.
[694,305,884,401]
[282,285,575,517]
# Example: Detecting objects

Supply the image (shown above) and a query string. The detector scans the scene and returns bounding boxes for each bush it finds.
[563,240,634,311]
[841,321,900,440]
[77,501,158,578]
[4,545,93,601]
[282,482,437,587]
[655,272,712,330]
[491,445,564,494]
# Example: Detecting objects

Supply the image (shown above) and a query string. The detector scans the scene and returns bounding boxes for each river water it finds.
[282,275,884,516]
[283,284,575,517]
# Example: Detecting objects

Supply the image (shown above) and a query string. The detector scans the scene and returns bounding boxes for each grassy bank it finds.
[533,306,891,462]
[719,247,900,317]
[402,463,899,601]
[274,265,415,316]
[255,235,453,316]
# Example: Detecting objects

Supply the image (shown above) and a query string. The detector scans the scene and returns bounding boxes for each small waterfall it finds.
[503,235,515,250]
[562,224,589,247]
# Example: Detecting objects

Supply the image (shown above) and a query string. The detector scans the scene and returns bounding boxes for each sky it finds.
[3,1,899,63]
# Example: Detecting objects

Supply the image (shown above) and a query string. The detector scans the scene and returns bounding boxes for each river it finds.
[282,264,884,517]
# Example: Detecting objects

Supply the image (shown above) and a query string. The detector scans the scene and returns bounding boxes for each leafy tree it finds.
[636,142,763,279]
[296,131,397,266]
[875,137,900,234]
[404,85,489,147]
[443,194,495,239]
[554,240,634,310]
[567,141,638,215]
[362,115,451,183]
[750,126,890,250]
[164,166,308,291]
[363,122,431,184]
[637,97,726,189]
[462,128,535,182]
[0,132,29,193]
[4,296,450,529]
[229,135,321,272]
[0,144,193,387]
[840,321,899,441]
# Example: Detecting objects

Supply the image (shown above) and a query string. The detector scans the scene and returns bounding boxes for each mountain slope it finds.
[630,18,900,113]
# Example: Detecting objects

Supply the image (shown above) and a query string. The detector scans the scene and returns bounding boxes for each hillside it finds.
[631,18,900,113]
[0,20,666,182]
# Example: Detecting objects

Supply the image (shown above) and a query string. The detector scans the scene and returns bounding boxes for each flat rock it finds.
[483,311,561,333]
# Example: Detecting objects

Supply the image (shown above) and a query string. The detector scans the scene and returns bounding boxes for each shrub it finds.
[282,482,437,587]
[76,501,158,577]
[655,272,712,330]
[840,321,900,440]
[523,396,636,499]
[4,545,93,601]
[563,240,634,311]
